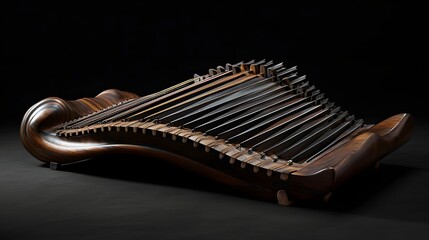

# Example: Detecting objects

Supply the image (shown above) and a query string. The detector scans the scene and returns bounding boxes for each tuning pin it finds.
[241,59,255,71]
[277,66,297,83]
[231,61,243,74]
[320,98,329,107]
[193,74,202,83]
[310,89,321,99]
[216,65,225,73]
[266,62,284,78]
[290,75,307,88]
[249,59,266,74]
[345,114,356,122]
[281,72,298,87]
[208,68,218,76]
[259,60,274,77]
[315,93,325,103]
[355,118,364,126]
[304,85,316,97]
[338,111,349,120]
[225,63,232,71]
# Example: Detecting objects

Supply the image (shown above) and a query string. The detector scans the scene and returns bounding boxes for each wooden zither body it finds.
[20,59,413,205]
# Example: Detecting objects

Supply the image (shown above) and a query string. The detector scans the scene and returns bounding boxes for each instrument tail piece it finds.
[19,59,413,205]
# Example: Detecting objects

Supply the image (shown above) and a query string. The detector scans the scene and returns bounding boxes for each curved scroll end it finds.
[19,89,140,163]
[277,190,294,206]
[21,89,140,133]
[20,97,78,136]
[20,97,79,163]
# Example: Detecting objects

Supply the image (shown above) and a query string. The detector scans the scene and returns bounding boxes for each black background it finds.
[2,1,428,127]
[2,2,429,240]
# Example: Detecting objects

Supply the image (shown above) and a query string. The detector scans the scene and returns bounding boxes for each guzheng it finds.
[20,59,413,205]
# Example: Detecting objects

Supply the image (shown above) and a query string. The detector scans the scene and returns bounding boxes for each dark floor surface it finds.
[1,117,429,240]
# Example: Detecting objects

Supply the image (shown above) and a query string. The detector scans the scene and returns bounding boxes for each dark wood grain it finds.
[19,62,414,205]
[286,113,413,201]
[20,89,139,163]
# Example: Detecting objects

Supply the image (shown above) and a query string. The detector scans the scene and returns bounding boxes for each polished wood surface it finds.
[19,60,413,205]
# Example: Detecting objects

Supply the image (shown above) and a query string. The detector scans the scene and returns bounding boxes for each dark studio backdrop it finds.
[2,2,428,127]
[2,2,429,240]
